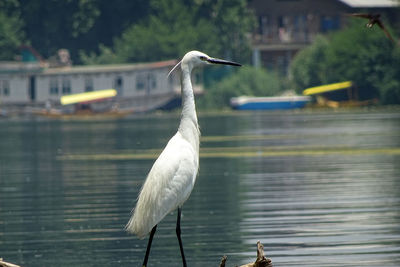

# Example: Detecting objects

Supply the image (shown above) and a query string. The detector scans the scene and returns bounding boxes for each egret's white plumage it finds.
[126,130,199,238]
[126,51,203,238]
[125,50,240,266]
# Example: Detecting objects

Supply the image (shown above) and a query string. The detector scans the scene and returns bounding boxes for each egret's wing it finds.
[126,132,198,238]
[145,134,198,215]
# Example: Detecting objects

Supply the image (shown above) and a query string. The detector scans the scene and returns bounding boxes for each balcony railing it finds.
[252,14,341,46]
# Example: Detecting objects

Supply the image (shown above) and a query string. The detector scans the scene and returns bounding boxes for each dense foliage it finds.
[0,1,26,60]
[1,0,149,61]
[290,20,400,104]
[198,65,283,109]
[81,0,255,65]
[0,0,254,64]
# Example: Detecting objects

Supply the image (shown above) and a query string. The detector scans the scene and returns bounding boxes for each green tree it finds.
[81,0,255,65]
[79,44,119,65]
[114,0,215,63]
[16,0,100,58]
[378,48,400,104]
[195,0,255,63]
[290,36,329,92]
[198,65,283,109]
[0,0,26,60]
[290,19,400,104]
[7,0,148,61]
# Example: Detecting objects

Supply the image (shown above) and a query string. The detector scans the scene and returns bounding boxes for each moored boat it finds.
[230,95,311,110]
[29,89,134,119]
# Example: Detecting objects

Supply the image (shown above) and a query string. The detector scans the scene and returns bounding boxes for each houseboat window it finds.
[149,74,157,90]
[136,74,145,90]
[50,78,59,95]
[85,78,93,92]
[62,79,71,94]
[2,80,10,96]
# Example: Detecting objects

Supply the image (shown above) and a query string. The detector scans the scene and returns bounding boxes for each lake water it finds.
[0,110,399,267]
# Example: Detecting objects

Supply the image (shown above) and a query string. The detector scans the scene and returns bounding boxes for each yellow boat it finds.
[60,89,117,105]
[32,89,134,119]
[302,81,375,108]
[303,81,353,96]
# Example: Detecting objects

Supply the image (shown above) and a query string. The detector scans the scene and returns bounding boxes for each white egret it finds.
[126,50,241,267]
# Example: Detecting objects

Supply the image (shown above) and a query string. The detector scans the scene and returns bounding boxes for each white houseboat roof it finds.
[0,59,178,75]
[0,61,45,73]
[41,59,178,76]
[338,0,398,7]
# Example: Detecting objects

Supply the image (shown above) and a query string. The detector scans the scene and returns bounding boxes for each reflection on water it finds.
[0,111,399,266]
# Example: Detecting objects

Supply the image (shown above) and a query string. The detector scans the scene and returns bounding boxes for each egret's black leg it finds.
[176,207,187,267]
[142,225,157,267]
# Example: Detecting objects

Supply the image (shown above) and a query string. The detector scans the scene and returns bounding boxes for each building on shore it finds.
[0,47,203,114]
[249,0,399,74]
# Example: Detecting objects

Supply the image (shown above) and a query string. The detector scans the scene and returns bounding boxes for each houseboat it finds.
[0,47,203,116]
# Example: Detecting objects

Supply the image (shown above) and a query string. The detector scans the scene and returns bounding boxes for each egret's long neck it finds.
[178,67,200,152]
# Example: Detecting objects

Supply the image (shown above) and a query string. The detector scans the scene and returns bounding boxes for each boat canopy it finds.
[60,89,117,105]
[303,81,352,96]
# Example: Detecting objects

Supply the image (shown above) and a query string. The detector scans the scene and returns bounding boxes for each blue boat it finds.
[230,95,311,110]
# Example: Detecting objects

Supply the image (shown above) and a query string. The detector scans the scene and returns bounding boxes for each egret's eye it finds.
[199,56,207,61]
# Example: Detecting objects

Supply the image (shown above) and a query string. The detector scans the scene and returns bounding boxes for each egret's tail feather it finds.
[125,210,148,240]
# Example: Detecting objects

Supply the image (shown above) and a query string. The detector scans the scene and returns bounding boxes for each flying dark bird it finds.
[347,13,395,43]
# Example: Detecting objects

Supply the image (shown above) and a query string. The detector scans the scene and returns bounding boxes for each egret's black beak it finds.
[207,58,241,67]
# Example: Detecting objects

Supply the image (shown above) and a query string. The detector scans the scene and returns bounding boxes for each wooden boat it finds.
[31,108,133,119]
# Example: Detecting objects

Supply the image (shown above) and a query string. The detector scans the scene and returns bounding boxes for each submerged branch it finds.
[219,241,272,267]
[219,255,228,267]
